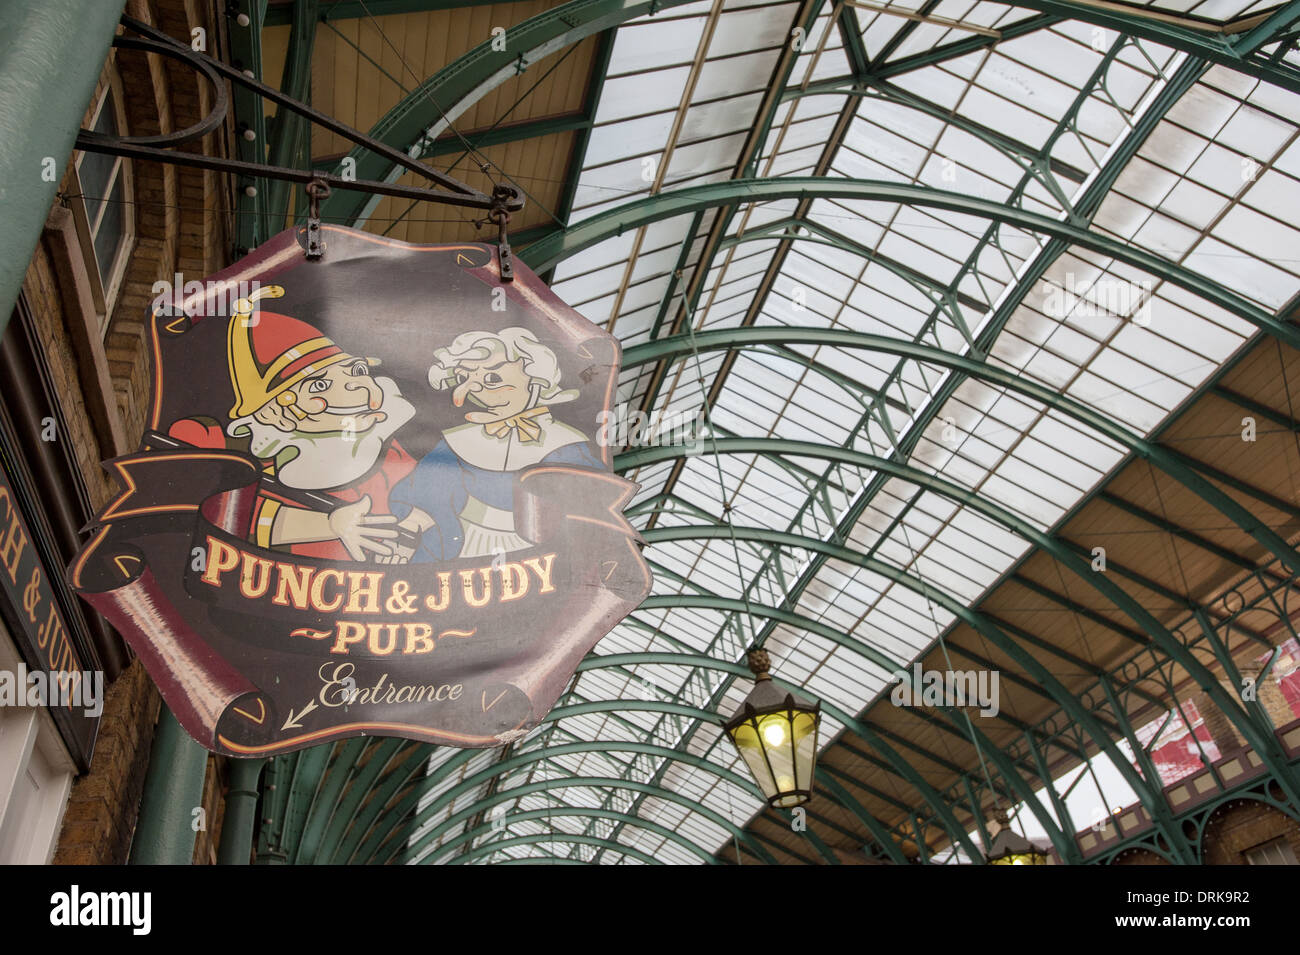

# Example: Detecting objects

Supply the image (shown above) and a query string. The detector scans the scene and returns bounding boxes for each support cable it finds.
[352,0,559,228]
[895,518,999,861]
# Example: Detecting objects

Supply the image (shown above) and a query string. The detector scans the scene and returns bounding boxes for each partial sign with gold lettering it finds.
[68,225,651,757]
[0,456,100,767]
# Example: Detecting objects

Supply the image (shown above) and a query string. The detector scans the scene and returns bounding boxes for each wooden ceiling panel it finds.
[258,3,595,242]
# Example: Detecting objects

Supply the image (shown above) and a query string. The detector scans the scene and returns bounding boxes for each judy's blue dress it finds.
[389,435,602,561]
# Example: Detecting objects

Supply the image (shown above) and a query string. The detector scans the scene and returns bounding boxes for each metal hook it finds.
[479,183,518,282]
[304,174,331,259]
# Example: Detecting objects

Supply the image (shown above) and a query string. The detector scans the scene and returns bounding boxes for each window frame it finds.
[1244,836,1298,865]
[69,73,135,335]
[0,626,77,865]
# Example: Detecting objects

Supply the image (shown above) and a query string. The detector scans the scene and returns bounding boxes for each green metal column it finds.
[129,706,210,865]
[254,755,288,864]
[217,758,266,865]
[0,0,124,338]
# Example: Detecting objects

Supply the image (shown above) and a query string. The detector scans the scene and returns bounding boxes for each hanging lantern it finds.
[723,648,821,808]
[984,808,1049,865]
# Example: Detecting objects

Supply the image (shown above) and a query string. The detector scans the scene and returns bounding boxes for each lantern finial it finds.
[746,647,772,680]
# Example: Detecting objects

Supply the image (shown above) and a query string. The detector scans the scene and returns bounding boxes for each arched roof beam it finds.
[590,574,1079,853]
[317,0,705,227]
[309,738,408,865]
[335,717,765,865]
[458,832,663,866]
[616,602,1086,765]
[392,702,909,865]
[522,178,1291,345]
[629,444,1300,818]
[414,777,791,866]
[633,581,1138,859]
[621,326,1300,578]
[292,737,369,865]
[319,0,1300,229]
[383,739,760,863]
[592,607,1058,857]
[782,82,1089,191]
[333,744,466,864]
[435,806,724,865]
[582,645,1061,799]
[865,1,1300,92]
[598,59,1206,849]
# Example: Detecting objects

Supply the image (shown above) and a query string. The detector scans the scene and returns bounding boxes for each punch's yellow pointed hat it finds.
[226,285,349,418]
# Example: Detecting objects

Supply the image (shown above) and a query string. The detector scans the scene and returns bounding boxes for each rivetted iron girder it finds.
[393,697,931,864]
[319,0,1300,231]
[316,0,704,226]
[292,737,367,865]
[382,739,763,863]
[437,806,722,865]
[521,178,1293,348]
[634,542,1163,858]
[626,443,1300,813]
[626,594,1068,859]
[620,327,1300,578]
[459,832,663,866]
[614,594,1066,786]
[313,738,408,864]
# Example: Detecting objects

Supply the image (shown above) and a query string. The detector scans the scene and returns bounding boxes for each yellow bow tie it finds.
[483,406,549,443]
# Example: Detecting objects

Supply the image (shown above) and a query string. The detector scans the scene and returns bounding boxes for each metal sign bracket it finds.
[73,15,525,232]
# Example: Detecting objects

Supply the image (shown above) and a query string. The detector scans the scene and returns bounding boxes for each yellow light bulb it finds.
[762,721,786,747]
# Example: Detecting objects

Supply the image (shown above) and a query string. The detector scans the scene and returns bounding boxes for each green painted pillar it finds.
[0,0,124,338]
[217,758,266,865]
[254,756,287,864]
[129,706,210,865]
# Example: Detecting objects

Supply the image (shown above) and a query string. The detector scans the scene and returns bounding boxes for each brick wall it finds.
[1192,663,1295,755]
[1111,847,1172,865]
[52,661,159,865]
[1200,797,1300,865]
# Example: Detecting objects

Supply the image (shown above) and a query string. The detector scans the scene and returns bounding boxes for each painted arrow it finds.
[281,699,319,731]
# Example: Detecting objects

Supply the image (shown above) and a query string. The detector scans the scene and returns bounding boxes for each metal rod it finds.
[74,134,516,212]
[217,758,266,865]
[79,15,524,215]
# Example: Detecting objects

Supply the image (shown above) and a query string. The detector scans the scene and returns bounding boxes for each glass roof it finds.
[375,0,1300,864]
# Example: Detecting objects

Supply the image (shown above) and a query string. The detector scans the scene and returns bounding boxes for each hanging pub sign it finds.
[68,225,652,756]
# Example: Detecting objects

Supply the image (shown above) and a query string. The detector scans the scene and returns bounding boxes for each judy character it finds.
[386,327,602,561]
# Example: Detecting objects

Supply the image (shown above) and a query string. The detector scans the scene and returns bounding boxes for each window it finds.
[1245,837,1298,865]
[71,83,134,333]
[0,625,77,864]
